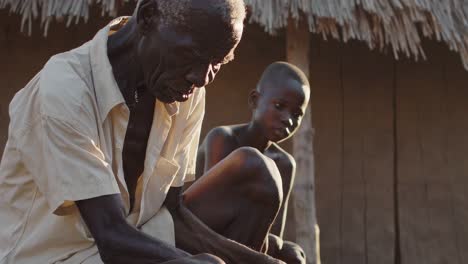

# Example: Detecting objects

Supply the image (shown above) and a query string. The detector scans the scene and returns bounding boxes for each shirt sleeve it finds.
[18,115,120,216]
[171,88,205,187]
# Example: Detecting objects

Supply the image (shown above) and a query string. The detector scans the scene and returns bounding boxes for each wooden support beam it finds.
[286,19,321,264]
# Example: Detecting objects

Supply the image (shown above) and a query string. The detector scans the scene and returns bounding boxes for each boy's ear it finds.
[137,0,159,35]
[248,89,259,109]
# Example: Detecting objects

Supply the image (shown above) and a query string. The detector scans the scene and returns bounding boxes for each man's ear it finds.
[248,89,259,109]
[137,0,158,35]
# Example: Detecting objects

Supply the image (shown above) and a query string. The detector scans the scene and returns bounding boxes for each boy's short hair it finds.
[256,62,310,92]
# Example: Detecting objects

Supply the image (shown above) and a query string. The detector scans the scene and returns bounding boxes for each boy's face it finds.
[252,78,309,143]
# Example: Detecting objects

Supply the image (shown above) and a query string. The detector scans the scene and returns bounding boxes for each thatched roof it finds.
[245,0,468,69]
[1,0,468,69]
[0,0,119,34]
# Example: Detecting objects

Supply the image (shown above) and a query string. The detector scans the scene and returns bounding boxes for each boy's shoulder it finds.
[204,125,243,149]
[206,125,237,140]
[207,125,235,136]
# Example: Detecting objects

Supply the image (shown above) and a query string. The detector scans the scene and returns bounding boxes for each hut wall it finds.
[312,36,468,264]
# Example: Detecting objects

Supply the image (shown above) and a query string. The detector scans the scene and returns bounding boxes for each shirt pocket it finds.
[137,155,180,227]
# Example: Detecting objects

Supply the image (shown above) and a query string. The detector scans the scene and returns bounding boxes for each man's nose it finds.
[186,63,214,88]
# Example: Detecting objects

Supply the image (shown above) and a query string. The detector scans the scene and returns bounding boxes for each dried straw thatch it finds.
[245,0,468,69]
[1,0,468,69]
[0,0,120,35]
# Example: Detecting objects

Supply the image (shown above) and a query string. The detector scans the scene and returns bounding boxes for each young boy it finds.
[190,62,310,264]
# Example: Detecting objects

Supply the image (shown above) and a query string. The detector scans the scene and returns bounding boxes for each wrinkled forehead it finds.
[185,1,243,55]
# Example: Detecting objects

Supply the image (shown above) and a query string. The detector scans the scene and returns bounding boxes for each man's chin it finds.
[155,93,190,104]
[152,85,192,104]
[156,95,176,104]
[150,88,173,103]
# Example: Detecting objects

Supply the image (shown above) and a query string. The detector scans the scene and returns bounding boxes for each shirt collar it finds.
[89,17,180,122]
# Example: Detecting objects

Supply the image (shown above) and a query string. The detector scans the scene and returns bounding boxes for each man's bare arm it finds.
[76,194,191,264]
[166,187,285,264]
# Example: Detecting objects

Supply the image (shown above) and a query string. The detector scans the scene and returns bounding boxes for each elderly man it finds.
[0,0,286,263]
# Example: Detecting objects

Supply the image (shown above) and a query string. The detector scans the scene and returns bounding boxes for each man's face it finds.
[136,3,243,103]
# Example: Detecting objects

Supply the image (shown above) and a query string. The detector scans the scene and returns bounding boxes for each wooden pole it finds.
[286,19,321,264]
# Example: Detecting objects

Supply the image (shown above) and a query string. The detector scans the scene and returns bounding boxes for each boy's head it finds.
[249,62,310,143]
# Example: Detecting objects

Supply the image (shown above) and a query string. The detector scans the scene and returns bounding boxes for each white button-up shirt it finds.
[0,17,205,264]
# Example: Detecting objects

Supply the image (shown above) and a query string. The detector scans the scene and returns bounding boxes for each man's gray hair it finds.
[136,0,245,28]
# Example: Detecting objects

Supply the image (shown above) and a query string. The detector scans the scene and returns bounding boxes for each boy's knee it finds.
[231,147,264,169]
[233,147,279,179]
[232,147,283,210]
[226,147,283,215]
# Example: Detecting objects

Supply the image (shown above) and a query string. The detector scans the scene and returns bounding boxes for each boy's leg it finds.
[183,147,284,252]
